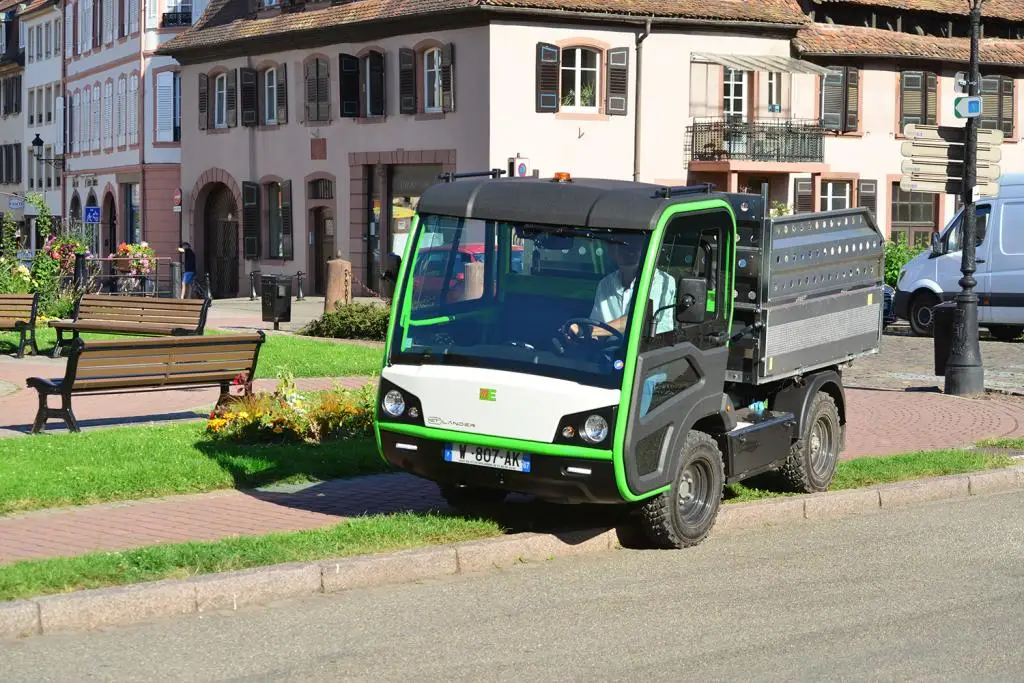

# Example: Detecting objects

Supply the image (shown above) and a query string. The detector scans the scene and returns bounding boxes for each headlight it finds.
[382,390,406,417]
[580,414,609,444]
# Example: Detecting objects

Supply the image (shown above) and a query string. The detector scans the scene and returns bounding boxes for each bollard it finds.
[170,262,182,298]
[295,271,305,301]
[73,253,87,290]
[249,270,261,301]
[204,272,213,305]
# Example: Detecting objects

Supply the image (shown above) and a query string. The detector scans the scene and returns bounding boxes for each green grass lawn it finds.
[0,512,502,602]
[0,422,390,515]
[0,327,382,380]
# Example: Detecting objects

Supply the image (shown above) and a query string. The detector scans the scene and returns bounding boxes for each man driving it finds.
[586,240,676,337]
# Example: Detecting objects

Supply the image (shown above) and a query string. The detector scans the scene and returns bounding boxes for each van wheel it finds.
[439,483,508,509]
[909,291,939,337]
[780,392,842,494]
[638,431,724,549]
[988,325,1023,343]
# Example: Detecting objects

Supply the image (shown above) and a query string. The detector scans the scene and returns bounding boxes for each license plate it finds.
[443,443,532,473]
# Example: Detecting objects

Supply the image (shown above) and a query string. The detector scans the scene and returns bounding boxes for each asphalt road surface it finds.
[2,490,1023,682]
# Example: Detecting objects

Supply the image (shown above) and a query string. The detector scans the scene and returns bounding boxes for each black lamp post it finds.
[30,134,65,170]
[944,0,985,395]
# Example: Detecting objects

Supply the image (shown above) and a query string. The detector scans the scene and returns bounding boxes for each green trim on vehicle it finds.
[378,423,614,460]
[610,199,738,503]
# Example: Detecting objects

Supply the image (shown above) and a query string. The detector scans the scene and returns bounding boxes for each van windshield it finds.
[390,214,658,388]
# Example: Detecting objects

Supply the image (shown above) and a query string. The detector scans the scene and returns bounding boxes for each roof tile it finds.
[795,23,1024,66]
[812,0,1024,23]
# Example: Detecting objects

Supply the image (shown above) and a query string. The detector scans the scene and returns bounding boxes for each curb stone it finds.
[2,464,1022,640]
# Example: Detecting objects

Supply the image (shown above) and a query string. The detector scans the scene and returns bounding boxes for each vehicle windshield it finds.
[390,214,657,388]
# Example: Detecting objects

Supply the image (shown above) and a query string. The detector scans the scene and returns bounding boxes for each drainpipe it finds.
[632,18,651,182]
[60,0,67,227]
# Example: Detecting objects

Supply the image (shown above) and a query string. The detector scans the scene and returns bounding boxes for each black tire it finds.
[638,431,725,550]
[908,291,939,337]
[438,483,508,509]
[987,325,1023,343]
[780,392,842,493]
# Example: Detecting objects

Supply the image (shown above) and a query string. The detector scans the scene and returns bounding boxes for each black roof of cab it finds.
[414,176,761,232]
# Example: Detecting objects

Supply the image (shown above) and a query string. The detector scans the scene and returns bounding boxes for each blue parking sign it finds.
[84,206,101,224]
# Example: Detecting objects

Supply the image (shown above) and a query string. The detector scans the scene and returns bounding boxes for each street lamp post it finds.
[30,134,65,170]
[944,0,985,396]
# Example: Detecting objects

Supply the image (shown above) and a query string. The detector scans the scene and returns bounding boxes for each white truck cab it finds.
[894,172,1024,341]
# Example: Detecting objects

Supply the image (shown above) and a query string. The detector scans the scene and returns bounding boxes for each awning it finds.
[691,52,835,76]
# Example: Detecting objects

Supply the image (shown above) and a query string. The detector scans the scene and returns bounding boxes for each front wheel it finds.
[908,291,939,337]
[780,391,842,493]
[638,431,725,549]
[987,325,1023,343]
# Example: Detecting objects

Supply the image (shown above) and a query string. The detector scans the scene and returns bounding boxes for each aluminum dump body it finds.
[727,205,885,385]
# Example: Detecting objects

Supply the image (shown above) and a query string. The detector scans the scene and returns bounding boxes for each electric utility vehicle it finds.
[374,171,885,549]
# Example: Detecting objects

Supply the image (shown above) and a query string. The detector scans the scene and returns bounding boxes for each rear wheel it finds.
[909,291,939,337]
[988,325,1023,343]
[638,430,724,549]
[780,392,842,493]
[439,483,508,509]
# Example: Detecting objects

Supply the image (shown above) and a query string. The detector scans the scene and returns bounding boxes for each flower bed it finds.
[206,373,376,444]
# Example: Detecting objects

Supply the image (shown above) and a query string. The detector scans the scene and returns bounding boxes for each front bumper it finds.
[379,429,622,504]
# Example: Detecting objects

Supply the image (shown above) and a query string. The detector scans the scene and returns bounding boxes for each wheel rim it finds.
[677,458,716,528]
[913,302,933,330]
[809,415,837,480]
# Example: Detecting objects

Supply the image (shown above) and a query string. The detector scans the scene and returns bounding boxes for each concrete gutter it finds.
[2,464,1022,640]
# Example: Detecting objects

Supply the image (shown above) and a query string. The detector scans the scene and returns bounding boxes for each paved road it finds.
[2,490,1021,682]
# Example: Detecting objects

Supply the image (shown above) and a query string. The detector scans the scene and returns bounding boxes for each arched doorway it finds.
[69,193,82,223]
[102,192,117,256]
[203,183,239,299]
[309,206,335,295]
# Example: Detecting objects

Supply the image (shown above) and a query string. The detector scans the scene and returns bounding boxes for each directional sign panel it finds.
[900,158,1001,182]
[954,96,982,119]
[901,176,999,196]
[903,124,1003,145]
[83,206,101,224]
[900,140,1002,163]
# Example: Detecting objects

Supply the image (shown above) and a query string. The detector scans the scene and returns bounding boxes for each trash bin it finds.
[261,274,292,330]
[932,301,957,376]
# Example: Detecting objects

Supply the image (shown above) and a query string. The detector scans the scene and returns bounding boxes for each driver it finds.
[587,241,676,337]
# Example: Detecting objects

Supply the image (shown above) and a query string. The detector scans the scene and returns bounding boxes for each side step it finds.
[719,410,796,484]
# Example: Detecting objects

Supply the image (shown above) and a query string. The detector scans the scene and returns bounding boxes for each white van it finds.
[894,172,1024,341]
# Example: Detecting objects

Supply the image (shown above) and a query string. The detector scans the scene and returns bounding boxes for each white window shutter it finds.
[103,0,113,43]
[145,0,157,30]
[79,91,87,153]
[129,0,139,34]
[117,78,126,146]
[128,75,138,144]
[55,95,65,153]
[103,82,113,148]
[155,71,174,142]
[85,0,93,51]
[92,86,101,150]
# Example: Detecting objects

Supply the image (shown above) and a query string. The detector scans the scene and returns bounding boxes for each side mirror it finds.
[930,232,943,257]
[675,278,707,325]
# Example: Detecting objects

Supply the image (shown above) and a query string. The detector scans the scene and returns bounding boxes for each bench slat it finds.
[75,358,254,380]
[72,371,244,391]
[79,297,205,310]
[76,314,202,326]
[74,334,263,350]
[78,346,259,361]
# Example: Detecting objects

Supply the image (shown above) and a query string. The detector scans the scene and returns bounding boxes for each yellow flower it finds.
[238,411,250,419]
[224,412,236,420]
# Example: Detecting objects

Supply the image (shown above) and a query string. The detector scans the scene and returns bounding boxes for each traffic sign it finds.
[84,206,101,224]
[900,176,999,196]
[954,96,983,119]
[903,124,1002,145]
[900,140,1002,163]
[900,123,1004,195]
[900,158,1001,182]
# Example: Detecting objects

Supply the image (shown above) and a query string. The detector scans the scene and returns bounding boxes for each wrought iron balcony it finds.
[687,117,824,164]
[161,11,192,27]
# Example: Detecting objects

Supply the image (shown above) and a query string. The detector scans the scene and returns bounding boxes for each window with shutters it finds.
[767,72,781,111]
[27,26,33,63]
[304,57,329,122]
[423,48,441,113]
[979,75,1014,138]
[898,70,937,133]
[45,22,51,58]
[560,47,599,111]
[55,19,60,55]
[91,85,101,150]
[103,0,112,44]
[820,66,859,133]
[793,178,814,214]
[819,181,851,212]
[360,51,385,118]
[45,85,52,123]
[264,68,277,124]
[103,81,112,148]
[155,71,181,142]
[214,72,227,128]
[890,182,938,247]
[82,86,91,150]
[35,25,41,60]
[857,179,877,218]
[129,0,139,35]
[266,182,284,259]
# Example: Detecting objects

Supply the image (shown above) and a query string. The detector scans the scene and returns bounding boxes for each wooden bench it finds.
[49,294,211,357]
[0,292,40,358]
[26,332,265,433]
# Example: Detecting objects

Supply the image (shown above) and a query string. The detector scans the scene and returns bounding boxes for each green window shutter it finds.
[535,42,559,113]
[242,181,260,260]
[281,180,293,261]
[605,47,629,116]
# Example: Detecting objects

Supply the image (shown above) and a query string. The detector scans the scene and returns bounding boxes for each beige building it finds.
[160,0,1024,298]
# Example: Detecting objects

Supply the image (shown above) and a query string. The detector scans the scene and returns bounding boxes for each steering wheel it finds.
[555,317,625,348]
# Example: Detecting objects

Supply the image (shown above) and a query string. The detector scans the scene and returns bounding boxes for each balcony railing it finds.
[687,117,824,164]
[161,10,192,27]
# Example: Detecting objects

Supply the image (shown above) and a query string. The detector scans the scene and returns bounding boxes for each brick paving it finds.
[1,326,1023,565]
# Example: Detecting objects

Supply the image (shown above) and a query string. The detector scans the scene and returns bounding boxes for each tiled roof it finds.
[161,0,808,56]
[795,23,1024,66]
[0,0,24,13]
[811,0,1024,22]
